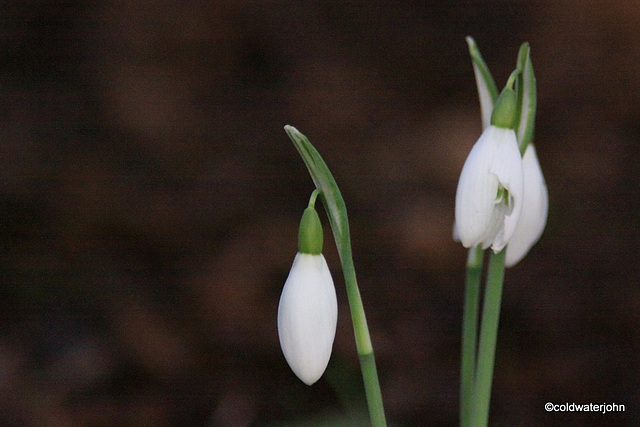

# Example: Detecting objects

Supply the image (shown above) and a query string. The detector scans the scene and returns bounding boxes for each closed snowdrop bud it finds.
[455,88,524,252]
[277,193,337,385]
[505,144,548,267]
[278,252,337,385]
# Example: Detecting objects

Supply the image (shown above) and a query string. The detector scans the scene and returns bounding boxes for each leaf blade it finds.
[516,47,537,154]
[466,36,499,129]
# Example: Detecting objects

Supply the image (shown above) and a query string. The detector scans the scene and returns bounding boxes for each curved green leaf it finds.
[515,44,537,154]
[466,36,499,129]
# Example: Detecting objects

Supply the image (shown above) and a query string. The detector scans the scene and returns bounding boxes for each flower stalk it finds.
[470,249,506,427]
[460,246,483,426]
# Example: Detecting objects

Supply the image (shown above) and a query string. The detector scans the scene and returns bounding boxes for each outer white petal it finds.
[455,126,501,248]
[455,126,523,251]
[505,145,548,267]
[487,129,523,252]
[277,253,337,385]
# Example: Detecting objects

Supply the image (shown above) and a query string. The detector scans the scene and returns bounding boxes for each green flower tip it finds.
[490,88,517,129]
[298,206,323,254]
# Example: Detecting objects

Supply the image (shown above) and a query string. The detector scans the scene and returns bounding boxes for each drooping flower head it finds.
[277,192,337,385]
[455,88,524,252]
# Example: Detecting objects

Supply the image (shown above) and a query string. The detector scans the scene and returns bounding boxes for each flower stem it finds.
[336,235,386,427]
[316,177,387,427]
[470,249,506,427]
[505,69,521,90]
[308,188,322,208]
[460,246,484,426]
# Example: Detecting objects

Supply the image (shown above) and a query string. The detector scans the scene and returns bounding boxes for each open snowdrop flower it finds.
[455,88,524,252]
[505,144,548,267]
[277,192,337,385]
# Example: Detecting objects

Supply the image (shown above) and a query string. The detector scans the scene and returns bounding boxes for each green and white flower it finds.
[277,196,337,385]
[455,89,524,252]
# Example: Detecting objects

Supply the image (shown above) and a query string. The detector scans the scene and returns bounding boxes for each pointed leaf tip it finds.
[466,37,499,129]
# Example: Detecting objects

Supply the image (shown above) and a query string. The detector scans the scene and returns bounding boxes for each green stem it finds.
[460,246,484,427]
[505,69,520,91]
[357,324,386,427]
[317,187,385,427]
[285,125,387,427]
[470,249,506,427]
[308,188,322,208]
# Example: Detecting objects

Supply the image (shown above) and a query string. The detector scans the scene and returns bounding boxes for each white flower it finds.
[455,125,524,252]
[277,252,337,385]
[505,144,548,267]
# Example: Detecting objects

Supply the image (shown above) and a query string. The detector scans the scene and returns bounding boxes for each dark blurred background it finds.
[1,1,638,426]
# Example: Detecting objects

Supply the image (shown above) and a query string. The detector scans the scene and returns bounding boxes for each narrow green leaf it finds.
[466,36,499,129]
[514,42,529,131]
[515,44,537,154]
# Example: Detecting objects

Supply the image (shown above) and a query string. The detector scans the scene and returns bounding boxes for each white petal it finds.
[456,126,523,248]
[277,253,337,385]
[452,221,460,242]
[488,129,523,251]
[455,126,524,251]
[505,145,548,267]
[455,126,502,248]
[478,200,511,251]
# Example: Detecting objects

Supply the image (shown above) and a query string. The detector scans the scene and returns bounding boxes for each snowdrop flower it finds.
[455,88,524,252]
[505,144,548,267]
[278,195,337,385]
